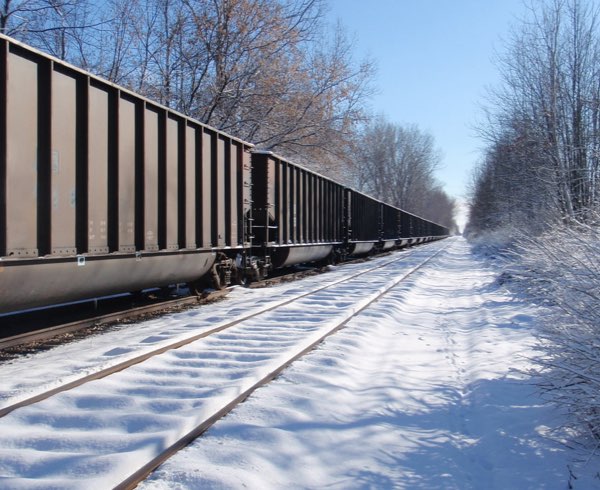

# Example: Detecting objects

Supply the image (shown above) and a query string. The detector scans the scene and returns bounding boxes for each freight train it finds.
[0,34,449,315]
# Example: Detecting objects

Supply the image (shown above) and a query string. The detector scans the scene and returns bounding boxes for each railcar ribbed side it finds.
[0,34,252,314]
[250,151,345,269]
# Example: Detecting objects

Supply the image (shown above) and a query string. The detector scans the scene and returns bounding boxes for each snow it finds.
[0,238,598,488]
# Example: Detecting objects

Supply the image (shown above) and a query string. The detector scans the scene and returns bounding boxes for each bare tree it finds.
[1,0,109,62]
[0,0,67,35]
[468,0,600,451]
[508,216,600,443]
[473,0,600,236]
[468,115,559,238]
[177,0,373,167]
[5,0,373,172]
[352,116,456,228]
[422,187,458,233]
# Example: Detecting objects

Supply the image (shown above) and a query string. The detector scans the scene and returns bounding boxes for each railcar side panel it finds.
[184,124,196,249]
[240,146,252,244]
[0,40,6,258]
[226,140,236,246]
[400,211,412,239]
[281,162,288,244]
[301,172,307,243]
[289,165,296,244]
[317,174,322,242]
[295,166,302,242]
[6,47,38,257]
[327,182,332,242]
[201,129,212,248]
[381,203,400,241]
[308,174,315,242]
[346,189,380,242]
[165,115,179,250]
[214,136,226,248]
[143,106,160,252]
[51,68,78,256]
[415,216,424,239]
[88,83,110,254]
[118,95,136,252]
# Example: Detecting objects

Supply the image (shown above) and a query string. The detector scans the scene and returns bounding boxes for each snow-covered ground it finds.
[0,238,598,488]
[140,238,599,489]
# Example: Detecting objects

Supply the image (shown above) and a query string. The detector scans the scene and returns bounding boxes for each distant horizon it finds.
[327,0,531,228]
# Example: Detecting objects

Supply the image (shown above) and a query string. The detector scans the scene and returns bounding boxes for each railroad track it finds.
[0,241,450,488]
[0,291,228,352]
[0,266,326,355]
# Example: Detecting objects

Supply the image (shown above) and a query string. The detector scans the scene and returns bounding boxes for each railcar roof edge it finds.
[0,32,254,149]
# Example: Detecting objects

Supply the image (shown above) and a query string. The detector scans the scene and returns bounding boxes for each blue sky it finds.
[327,0,529,212]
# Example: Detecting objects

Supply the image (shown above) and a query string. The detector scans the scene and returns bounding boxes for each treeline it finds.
[468,0,600,450]
[0,0,456,229]
[1,0,372,166]
[353,116,456,229]
[469,0,600,236]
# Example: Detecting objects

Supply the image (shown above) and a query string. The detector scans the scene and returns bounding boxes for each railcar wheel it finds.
[316,253,335,267]
[188,278,211,296]
[232,267,251,286]
[210,264,225,290]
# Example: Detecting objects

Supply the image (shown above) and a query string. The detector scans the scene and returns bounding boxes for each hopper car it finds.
[0,34,449,315]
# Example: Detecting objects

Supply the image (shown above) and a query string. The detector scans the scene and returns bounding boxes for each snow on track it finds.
[0,242,446,489]
[0,246,433,411]
[2,238,597,488]
[139,238,600,489]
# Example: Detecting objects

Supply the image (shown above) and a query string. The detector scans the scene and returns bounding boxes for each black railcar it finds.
[249,151,345,275]
[0,34,449,316]
[381,202,403,250]
[0,34,252,313]
[345,189,381,256]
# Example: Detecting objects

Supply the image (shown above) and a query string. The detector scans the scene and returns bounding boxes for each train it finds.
[0,34,449,316]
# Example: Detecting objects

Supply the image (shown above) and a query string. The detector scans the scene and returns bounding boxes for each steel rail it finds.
[116,241,451,490]
[0,265,327,352]
[0,249,427,419]
[0,291,230,351]
[0,257,377,352]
